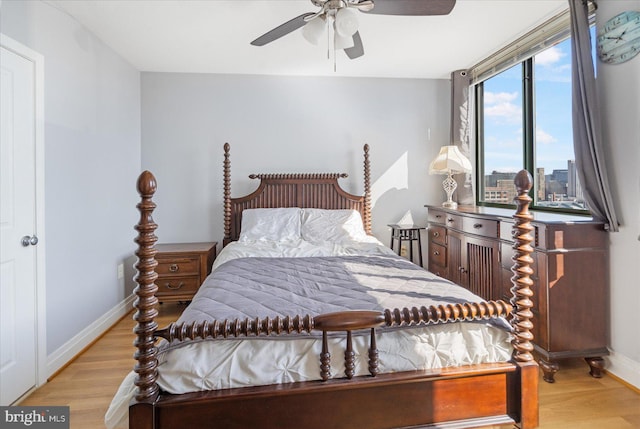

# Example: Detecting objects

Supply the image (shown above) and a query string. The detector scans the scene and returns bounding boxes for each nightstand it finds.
[388,224,425,267]
[154,242,217,302]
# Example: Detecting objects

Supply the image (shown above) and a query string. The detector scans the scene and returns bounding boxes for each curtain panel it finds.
[569,0,619,231]
[450,69,475,206]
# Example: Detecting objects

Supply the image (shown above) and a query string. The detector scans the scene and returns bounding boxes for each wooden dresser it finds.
[425,205,609,382]
[155,242,217,303]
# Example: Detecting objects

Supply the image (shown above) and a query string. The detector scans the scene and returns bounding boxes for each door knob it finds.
[21,235,39,246]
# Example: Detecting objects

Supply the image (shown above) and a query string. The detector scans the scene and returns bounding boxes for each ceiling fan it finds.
[250,0,456,60]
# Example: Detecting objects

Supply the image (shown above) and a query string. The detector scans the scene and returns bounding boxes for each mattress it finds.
[105,239,513,429]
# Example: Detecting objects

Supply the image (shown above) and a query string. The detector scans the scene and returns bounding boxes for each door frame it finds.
[1,34,47,394]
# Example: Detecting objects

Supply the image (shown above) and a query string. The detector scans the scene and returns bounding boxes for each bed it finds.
[112,143,539,429]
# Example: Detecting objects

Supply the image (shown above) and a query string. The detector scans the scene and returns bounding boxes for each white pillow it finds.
[239,208,302,242]
[301,209,368,244]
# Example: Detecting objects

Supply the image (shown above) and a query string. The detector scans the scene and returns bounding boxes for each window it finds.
[474,15,595,213]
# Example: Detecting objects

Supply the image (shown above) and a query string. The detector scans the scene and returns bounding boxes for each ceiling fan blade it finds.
[344,31,364,59]
[250,12,316,46]
[365,0,456,16]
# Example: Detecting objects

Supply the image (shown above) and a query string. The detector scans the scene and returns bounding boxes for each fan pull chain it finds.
[326,18,330,60]
[331,18,337,72]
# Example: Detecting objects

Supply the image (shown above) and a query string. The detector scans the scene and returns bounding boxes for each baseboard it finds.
[605,350,640,391]
[46,294,135,378]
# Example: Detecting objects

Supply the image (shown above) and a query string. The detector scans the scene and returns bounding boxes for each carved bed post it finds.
[363,143,372,235]
[510,170,535,363]
[132,171,160,404]
[223,143,231,246]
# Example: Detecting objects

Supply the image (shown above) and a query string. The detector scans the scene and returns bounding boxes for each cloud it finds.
[536,127,557,145]
[484,91,521,123]
[535,45,571,82]
[484,91,518,104]
[535,46,565,66]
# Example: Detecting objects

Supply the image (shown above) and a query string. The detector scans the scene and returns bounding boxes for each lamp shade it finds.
[429,145,472,174]
[334,7,359,37]
[302,16,326,45]
[334,32,355,49]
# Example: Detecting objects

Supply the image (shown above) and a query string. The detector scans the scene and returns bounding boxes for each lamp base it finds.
[441,172,458,210]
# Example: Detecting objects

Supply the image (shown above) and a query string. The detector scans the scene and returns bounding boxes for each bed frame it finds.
[130,143,539,429]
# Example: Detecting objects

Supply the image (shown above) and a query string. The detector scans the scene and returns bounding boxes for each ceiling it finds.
[45,0,568,79]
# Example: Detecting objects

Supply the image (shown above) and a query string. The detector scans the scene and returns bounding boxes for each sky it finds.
[481,28,596,175]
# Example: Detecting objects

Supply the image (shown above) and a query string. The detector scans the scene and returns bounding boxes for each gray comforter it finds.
[178,254,508,333]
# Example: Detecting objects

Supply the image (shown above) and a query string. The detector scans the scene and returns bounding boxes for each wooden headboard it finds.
[223,143,372,245]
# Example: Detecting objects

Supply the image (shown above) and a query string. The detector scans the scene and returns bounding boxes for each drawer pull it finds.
[447,218,454,223]
[169,264,179,272]
[433,250,440,256]
[165,281,184,290]
[432,232,440,238]
[473,223,483,229]
[435,215,442,219]
[459,267,467,274]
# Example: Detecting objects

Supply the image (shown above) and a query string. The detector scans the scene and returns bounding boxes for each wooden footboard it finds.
[129,146,538,429]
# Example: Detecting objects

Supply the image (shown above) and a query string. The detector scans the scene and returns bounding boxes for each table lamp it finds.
[428,145,472,209]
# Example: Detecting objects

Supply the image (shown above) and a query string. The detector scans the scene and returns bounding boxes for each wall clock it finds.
[597,11,640,65]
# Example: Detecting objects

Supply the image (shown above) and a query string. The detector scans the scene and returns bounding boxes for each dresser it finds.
[155,242,217,303]
[425,205,609,382]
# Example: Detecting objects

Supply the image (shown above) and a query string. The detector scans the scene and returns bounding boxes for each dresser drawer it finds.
[443,213,463,230]
[427,209,447,225]
[500,242,538,274]
[157,256,200,276]
[429,242,447,267]
[428,263,447,279]
[462,217,498,238]
[500,219,539,248]
[428,225,447,245]
[156,276,201,296]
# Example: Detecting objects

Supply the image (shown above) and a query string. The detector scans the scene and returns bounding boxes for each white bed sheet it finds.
[105,239,513,429]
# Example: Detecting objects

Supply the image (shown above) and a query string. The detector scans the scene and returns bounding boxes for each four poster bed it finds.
[109,143,539,429]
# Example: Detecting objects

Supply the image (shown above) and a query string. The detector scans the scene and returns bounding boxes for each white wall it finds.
[597,0,640,388]
[141,72,449,245]
[1,2,141,357]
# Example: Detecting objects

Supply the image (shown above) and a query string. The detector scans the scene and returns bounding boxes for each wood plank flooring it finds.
[18,303,640,428]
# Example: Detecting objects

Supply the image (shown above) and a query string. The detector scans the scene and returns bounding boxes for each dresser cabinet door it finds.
[463,234,499,299]
[444,231,497,300]
[447,231,464,287]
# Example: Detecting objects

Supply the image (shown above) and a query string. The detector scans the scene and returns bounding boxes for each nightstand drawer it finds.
[156,276,201,296]
[157,257,200,276]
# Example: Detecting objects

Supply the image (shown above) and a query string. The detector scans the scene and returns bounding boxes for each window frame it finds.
[472,10,594,216]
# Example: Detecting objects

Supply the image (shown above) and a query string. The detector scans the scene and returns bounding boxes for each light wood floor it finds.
[19,303,640,428]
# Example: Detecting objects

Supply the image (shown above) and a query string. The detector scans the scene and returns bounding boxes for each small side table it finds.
[388,224,426,266]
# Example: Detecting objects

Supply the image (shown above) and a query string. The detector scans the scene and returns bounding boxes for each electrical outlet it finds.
[400,246,408,257]
[117,263,124,280]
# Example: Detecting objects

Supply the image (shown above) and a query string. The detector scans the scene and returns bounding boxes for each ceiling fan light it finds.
[334,32,354,50]
[335,7,359,37]
[302,16,326,45]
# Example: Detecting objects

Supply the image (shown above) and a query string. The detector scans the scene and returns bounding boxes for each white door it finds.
[0,37,45,405]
